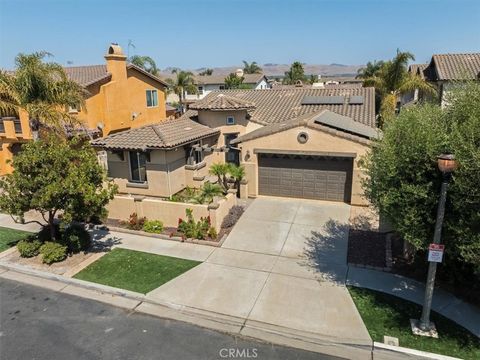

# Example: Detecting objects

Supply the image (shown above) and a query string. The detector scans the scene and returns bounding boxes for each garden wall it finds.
[106,192,237,231]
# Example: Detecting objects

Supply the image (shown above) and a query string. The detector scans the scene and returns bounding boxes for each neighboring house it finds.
[404,53,480,107]
[181,70,270,102]
[0,44,169,175]
[94,86,377,207]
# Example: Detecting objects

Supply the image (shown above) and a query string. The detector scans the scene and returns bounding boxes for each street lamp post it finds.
[417,154,457,333]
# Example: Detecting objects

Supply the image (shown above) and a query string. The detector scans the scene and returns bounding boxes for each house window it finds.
[187,142,204,165]
[146,90,158,108]
[197,86,204,95]
[0,120,4,133]
[129,151,148,182]
[219,85,225,90]
[13,119,22,134]
[226,116,235,125]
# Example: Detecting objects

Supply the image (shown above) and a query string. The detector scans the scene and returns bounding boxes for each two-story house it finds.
[0,44,168,175]
[404,53,480,108]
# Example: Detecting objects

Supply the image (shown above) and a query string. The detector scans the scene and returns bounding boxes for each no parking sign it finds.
[428,244,445,263]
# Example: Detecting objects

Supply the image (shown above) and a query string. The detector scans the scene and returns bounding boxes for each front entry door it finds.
[225,133,239,165]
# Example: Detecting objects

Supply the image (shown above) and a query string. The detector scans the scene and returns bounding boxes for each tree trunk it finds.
[48,211,56,241]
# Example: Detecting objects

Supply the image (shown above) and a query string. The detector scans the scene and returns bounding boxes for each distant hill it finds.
[160,63,363,79]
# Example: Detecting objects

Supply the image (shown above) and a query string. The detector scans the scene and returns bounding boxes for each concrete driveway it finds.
[147,197,371,358]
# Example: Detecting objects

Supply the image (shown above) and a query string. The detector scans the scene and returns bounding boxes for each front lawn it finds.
[74,248,200,294]
[348,286,480,360]
[0,226,33,252]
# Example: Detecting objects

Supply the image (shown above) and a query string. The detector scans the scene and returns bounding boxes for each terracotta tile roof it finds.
[189,94,256,111]
[63,63,169,88]
[64,65,111,87]
[195,73,266,85]
[408,64,428,79]
[91,117,219,151]
[231,110,379,145]
[189,87,376,128]
[426,53,480,81]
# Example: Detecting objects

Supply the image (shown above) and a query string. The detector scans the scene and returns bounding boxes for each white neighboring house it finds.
[185,69,271,101]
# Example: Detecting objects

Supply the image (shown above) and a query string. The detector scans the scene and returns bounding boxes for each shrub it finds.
[122,212,147,230]
[37,224,60,242]
[177,208,210,239]
[221,206,245,228]
[142,220,164,234]
[17,238,42,258]
[207,227,218,240]
[40,242,67,264]
[62,223,91,253]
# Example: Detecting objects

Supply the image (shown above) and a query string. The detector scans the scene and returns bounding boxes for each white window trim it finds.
[146,89,159,108]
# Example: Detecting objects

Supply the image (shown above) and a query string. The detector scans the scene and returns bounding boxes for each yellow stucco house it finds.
[0,44,168,175]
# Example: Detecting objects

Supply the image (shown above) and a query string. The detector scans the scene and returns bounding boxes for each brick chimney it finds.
[104,43,127,81]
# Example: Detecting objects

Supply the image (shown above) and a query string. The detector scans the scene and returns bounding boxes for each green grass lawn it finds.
[74,248,200,294]
[348,286,480,360]
[0,226,33,252]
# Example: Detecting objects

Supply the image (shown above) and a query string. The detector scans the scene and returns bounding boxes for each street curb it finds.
[0,260,372,359]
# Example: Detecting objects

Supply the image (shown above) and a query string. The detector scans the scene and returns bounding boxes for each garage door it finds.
[258,153,353,202]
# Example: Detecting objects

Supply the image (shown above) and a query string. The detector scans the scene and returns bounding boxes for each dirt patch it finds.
[1,239,116,276]
[347,229,387,268]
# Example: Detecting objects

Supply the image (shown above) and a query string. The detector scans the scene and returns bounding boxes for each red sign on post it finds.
[428,244,445,263]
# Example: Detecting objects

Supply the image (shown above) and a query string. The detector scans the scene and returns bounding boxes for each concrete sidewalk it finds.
[346,266,480,337]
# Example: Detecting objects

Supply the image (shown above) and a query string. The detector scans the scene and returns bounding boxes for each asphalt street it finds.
[0,278,342,360]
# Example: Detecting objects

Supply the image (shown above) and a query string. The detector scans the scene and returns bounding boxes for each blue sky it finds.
[0,0,479,69]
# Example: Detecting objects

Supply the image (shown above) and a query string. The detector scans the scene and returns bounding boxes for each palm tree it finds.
[209,163,229,192]
[356,60,384,79]
[283,62,307,85]
[227,163,245,197]
[0,52,86,140]
[129,55,159,76]
[362,50,436,122]
[198,68,213,76]
[165,70,197,112]
[242,61,262,74]
[195,181,224,204]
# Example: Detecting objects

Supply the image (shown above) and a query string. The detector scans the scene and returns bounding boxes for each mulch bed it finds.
[347,229,387,268]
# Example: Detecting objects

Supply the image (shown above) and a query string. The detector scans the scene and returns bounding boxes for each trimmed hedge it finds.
[40,242,67,264]
[17,238,42,258]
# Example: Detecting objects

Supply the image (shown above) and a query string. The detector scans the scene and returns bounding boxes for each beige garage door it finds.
[258,153,354,203]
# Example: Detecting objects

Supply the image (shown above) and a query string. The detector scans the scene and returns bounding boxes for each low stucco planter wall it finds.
[107,192,237,230]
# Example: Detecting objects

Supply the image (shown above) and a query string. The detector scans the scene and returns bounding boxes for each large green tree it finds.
[0,52,86,139]
[283,61,307,85]
[362,50,436,122]
[165,70,197,111]
[0,136,117,240]
[129,55,159,76]
[224,73,245,89]
[242,61,262,74]
[356,60,385,79]
[361,82,480,279]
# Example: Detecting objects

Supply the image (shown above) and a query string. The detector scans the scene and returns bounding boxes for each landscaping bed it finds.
[74,248,200,294]
[347,229,387,268]
[0,226,32,252]
[348,286,480,359]
[106,205,245,245]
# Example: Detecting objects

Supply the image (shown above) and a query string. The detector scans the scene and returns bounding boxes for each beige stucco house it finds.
[93,86,378,207]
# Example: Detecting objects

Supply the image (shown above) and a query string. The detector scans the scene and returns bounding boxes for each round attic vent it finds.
[297,131,309,144]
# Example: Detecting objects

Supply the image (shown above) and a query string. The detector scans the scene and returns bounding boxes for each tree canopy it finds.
[129,55,159,76]
[361,82,480,276]
[224,73,244,89]
[361,50,436,122]
[242,61,262,74]
[165,70,197,108]
[198,68,213,76]
[0,52,86,137]
[283,61,307,85]
[0,136,117,239]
